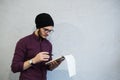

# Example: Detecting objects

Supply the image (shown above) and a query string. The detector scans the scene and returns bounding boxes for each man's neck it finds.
[34,29,39,36]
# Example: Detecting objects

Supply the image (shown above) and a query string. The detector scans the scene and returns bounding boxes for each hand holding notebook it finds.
[45,56,65,71]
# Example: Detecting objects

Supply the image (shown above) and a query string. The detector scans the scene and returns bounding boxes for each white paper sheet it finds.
[64,54,76,77]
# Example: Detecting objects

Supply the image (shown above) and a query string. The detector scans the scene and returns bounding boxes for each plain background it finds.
[0,0,120,80]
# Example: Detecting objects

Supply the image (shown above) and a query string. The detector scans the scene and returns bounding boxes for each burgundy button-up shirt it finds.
[11,32,52,80]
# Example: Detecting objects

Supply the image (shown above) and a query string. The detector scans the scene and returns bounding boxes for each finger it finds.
[43,54,50,58]
[43,58,49,61]
[53,61,59,65]
[50,61,57,66]
[43,57,49,60]
[42,52,49,55]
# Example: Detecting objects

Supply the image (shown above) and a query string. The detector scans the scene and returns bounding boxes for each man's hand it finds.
[32,52,50,64]
[46,56,65,71]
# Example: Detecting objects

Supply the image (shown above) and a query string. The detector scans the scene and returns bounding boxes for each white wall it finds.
[0,0,120,80]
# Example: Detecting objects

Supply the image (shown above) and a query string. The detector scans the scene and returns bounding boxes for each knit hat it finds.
[35,13,54,29]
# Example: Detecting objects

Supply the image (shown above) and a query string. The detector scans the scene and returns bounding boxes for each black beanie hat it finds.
[35,13,54,29]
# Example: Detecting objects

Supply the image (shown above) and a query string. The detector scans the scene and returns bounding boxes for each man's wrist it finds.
[29,59,34,65]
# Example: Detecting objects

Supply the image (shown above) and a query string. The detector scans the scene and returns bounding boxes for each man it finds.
[11,13,62,80]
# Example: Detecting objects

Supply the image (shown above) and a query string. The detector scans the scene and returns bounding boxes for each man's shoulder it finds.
[17,34,33,44]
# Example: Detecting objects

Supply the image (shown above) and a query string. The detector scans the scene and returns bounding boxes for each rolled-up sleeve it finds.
[11,39,26,73]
